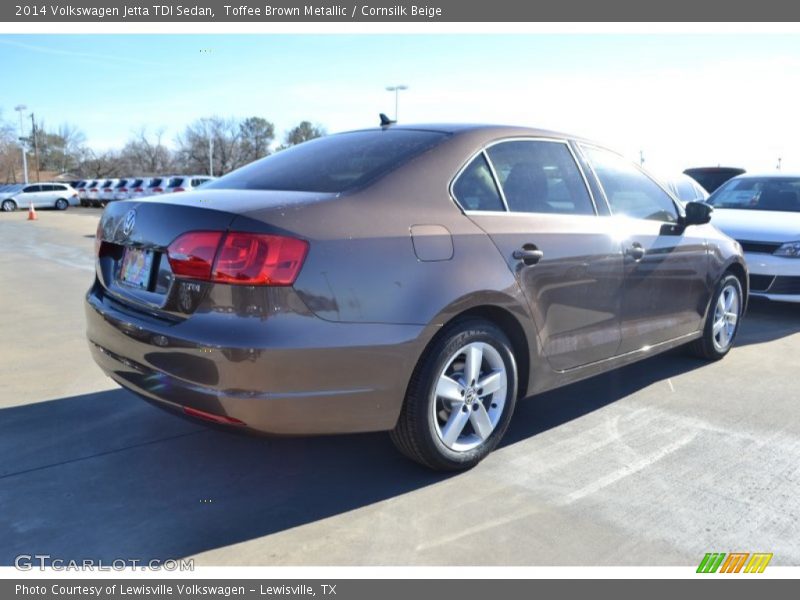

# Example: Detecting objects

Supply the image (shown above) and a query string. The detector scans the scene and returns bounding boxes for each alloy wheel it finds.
[712,283,740,352]
[431,341,508,452]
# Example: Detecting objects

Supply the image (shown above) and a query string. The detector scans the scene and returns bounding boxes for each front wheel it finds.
[691,273,743,360]
[390,319,518,471]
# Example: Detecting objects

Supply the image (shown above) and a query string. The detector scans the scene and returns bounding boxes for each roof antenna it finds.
[379,113,395,127]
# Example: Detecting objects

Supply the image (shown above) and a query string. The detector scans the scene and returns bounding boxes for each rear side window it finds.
[583,145,678,223]
[207,129,450,193]
[452,154,505,211]
[485,140,595,215]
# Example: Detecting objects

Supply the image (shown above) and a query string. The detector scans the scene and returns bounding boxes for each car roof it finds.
[346,123,597,144]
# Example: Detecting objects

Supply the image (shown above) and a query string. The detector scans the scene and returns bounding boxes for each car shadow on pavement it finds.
[0,299,788,565]
[736,297,800,347]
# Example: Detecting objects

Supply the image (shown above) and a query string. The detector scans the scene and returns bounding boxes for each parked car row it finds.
[0,182,80,211]
[74,175,215,207]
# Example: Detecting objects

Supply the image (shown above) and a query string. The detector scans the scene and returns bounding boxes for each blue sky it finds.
[2,34,800,174]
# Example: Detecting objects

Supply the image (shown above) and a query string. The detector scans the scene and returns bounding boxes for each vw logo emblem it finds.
[121,210,136,237]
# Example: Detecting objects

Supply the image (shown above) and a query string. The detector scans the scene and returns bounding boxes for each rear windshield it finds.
[168,177,184,187]
[148,178,163,187]
[708,177,800,212]
[206,129,450,193]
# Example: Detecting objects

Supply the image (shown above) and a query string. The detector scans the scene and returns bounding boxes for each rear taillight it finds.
[167,231,308,286]
[166,231,223,280]
[133,188,143,192]
[119,188,128,192]
[153,187,163,192]
[173,187,185,193]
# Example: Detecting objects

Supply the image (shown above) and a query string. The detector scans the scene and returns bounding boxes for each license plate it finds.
[119,247,154,289]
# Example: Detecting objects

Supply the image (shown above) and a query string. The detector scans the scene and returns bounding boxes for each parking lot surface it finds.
[1,208,799,566]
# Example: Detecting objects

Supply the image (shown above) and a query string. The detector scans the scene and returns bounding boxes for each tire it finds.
[690,273,743,360]
[390,318,518,471]
[55,198,69,210]
[1,199,17,212]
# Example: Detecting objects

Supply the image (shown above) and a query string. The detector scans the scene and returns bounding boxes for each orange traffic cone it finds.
[27,203,37,221]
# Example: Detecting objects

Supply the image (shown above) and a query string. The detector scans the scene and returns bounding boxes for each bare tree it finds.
[176,116,245,176]
[0,111,19,183]
[120,127,173,175]
[239,117,275,164]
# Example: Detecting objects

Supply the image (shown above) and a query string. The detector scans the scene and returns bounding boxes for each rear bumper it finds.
[85,284,426,435]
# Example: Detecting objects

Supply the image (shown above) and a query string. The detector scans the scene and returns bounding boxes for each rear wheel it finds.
[1,199,17,212]
[390,319,518,471]
[691,273,743,360]
[55,198,68,210]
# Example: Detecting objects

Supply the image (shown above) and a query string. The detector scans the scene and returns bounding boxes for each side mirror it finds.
[683,201,713,226]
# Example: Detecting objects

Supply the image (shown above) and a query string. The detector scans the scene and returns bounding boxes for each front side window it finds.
[485,141,595,215]
[582,145,677,223]
[452,154,505,211]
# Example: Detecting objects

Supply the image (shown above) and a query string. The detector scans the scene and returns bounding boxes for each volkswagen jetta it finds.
[86,124,747,470]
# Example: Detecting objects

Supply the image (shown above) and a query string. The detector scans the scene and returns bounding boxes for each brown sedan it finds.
[86,123,747,470]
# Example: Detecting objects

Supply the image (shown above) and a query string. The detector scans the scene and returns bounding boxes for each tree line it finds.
[0,111,325,182]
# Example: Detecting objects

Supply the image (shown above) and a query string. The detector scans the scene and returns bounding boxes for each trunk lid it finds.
[96,190,334,318]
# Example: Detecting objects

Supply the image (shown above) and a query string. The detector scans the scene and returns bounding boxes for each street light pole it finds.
[14,105,28,184]
[30,113,40,183]
[385,85,408,122]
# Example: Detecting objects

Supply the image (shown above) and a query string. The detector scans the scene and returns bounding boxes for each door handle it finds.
[513,247,544,265]
[625,243,646,261]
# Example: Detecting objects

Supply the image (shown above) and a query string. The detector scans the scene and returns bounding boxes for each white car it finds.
[707,173,800,302]
[0,182,79,211]
[127,177,152,201]
[86,180,108,206]
[78,180,97,205]
[165,175,215,193]
[111,178,140,202]
[144,176,170,197]
[98,179,120,205]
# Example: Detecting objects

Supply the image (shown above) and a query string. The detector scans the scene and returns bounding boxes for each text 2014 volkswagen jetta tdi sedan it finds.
[86,124,747,470]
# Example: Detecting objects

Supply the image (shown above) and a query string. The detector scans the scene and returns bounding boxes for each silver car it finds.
[0,182,79,211]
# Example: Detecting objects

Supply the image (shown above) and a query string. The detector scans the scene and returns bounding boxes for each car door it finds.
[580,145,709,354]
[455,138,624,371]
[42,184,60,206]
[18,184,43,207]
